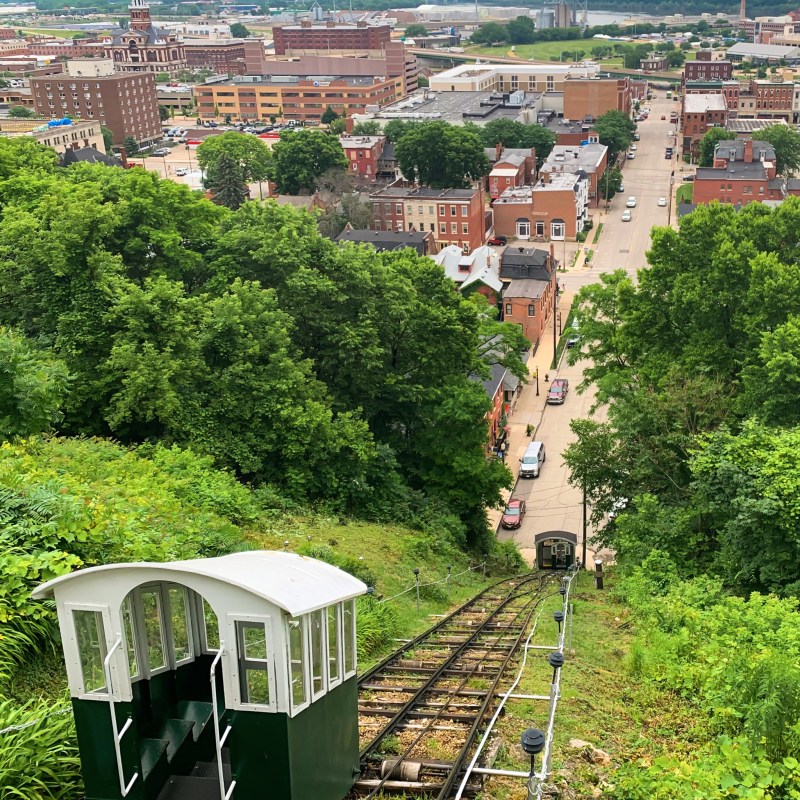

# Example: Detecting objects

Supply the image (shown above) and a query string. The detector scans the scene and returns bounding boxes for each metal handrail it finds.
[102,637,139,798]
[210,644,237,800]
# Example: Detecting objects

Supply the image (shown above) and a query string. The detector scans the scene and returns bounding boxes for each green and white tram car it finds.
[33,551,367,800]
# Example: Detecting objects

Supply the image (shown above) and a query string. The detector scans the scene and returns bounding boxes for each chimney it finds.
[495,141,502,161]
[740,0,746,20]
[743,138,753,163]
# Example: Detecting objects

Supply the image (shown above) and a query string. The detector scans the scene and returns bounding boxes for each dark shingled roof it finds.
[61,146,123,168]
[335,229,430,254]
[500,247,552,281]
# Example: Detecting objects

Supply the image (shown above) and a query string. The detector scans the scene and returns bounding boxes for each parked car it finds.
[501,498,526,530]
[626,196,637,208]
[152,147,170,156]
[658,197,667,207]
[627,151,635,160]
[618,183,624,193]
[488,235,508,246]
[175,168,188,176]
[629,144,637,151]
[566,334,580,348]
[682,174,695,182]
[621,210,632,222]
[547,377,569,405]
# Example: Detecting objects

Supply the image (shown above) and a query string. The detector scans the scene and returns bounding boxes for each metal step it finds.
[155,776,220,800]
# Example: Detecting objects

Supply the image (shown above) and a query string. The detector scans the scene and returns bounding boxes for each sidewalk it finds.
[487,286,577,530]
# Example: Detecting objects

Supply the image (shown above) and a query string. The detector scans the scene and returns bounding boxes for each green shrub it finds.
[356,595,399,659]
[0,697,81,799]
[576,230,587,243]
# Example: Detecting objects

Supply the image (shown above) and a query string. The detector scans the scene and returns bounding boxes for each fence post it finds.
[413,568,420,612]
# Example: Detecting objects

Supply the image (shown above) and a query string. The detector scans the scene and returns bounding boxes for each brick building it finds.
[183,39,247,74]
[539,141,607,207]
[105,0,186,76]
[485,144,536,200]
[0,117,105,154]
[684,80,740,111]
[370,181,486,252]
[30,59,161,147]
[499,247,557,350]
[738,78,795,121]
[682,93,728,157]
[195,74,404,122]
[272,20,391,56]
[641,54,667,71]
[562,75,631,120]
[339,134,386,178]
[684,60,733,82]
[492,173,589,241]
[693,138,784,205]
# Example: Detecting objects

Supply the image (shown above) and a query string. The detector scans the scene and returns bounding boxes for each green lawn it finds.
[467,38,592,62]
[20,27,100,38]
[676,183,693,204]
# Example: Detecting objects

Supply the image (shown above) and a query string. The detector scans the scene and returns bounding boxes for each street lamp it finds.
[534,368,539,396]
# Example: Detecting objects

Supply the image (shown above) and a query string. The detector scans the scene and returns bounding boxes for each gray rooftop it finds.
[713,139,776,163]
[726,118,788,133]
[684,93,728,113]
[503,278,549,300]
[696,161,767,180]
[370,184,477,200]
[335,229,431,254]
[370,89,543,127]
[727,42,800,57]
[541,143,607,173]
[500,247,552,281]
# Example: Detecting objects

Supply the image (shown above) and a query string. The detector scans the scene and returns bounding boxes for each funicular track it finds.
[353,573,555,799]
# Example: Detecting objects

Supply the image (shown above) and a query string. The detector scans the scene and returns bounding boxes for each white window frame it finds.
[165,583,195,668]
[64,602,121,701]
[285,615,311,715]
[131,585,171,678]
[342,599,357,680]
[516,220,531,238]
[307,608,327,703]
[551,221,566,240]
[327,604,343,691]
[226,614,278,712]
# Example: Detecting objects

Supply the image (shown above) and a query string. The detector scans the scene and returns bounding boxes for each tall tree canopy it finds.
[271,129,348,195]
[593,109,636,162]
[395,121,490,189]
[197,130,272,184]
[475,119,556,166]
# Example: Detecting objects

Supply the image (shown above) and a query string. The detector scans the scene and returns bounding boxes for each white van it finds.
[519,441,546,478]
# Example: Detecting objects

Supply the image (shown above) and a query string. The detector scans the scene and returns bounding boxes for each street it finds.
[498,93,683,566]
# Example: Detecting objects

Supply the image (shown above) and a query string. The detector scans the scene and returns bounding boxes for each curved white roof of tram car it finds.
[33,551,367,616]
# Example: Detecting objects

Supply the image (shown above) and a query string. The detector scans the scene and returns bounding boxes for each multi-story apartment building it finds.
[30,59,160,147]
[339,134,386,178]
[195,74,404,122]
[486,144,536,200]
[183,39,247,74]
[0,117,105,153]
[539,141,607,207]
[492,172,589,241]
[738,78,795,121]
[682,93,728,157]
[684,60,733,82]
[562,75,631,119]
[684,80,740,111]
[428,62,598,94]
[272,20,391,56]
[370,181,486,252]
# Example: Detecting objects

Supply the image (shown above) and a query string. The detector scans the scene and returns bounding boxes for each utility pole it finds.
[552,272,558,370]
[581,485,587,566]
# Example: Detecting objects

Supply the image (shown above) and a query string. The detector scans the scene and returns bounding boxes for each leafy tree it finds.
[403,23,428,38]
[469,22,508,46]
[758,124,800,176]
[7,106,35,118]
[101,125,114,152]
[698,126,731,167]
[351,120,381,135]
[395,121,490,189]
[0,138,57,188]
[417,74,429,88]
[197,130,272,185]
[271,129,348,194]
[329,117,346,135]
[506,15,536,45]
[0,328,69,439]
[158,105,170,122]
[208,152,249,210]
[383,118,420,143]
[593,109,636,162]
[321,105,339,126]
[229,21,251,37]
[123,135,139,155]
[666,49,686,67]
[599,167,623,201]
[478,119,556,166]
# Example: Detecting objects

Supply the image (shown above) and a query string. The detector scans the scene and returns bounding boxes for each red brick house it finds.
[339,134,385,179]
[370,180,486,252]
[693,138,785,205]
[485,144,536,200]
[682,92,728,159]
[499,247,557,351]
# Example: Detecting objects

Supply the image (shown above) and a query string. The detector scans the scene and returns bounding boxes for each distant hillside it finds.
[587,0,796,15]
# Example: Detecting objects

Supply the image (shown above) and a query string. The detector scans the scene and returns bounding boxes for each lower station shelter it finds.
[33,551,367,800]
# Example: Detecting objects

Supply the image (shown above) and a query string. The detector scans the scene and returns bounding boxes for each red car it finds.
[487,235,508,246]
[501,498,526,530]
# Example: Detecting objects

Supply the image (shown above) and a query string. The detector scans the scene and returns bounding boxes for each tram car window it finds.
[33,551,367,800]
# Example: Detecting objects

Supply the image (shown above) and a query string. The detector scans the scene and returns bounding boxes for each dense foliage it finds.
[565,199,800,596]
[608,556,800,797]
[0,140,524,549]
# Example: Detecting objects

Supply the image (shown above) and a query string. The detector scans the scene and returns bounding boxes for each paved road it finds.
[499,93,686,566]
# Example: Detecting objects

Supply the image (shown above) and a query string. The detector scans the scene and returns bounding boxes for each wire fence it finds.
[0,706,71,736]
[376,562,485,605]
